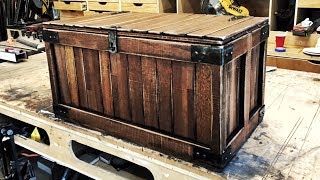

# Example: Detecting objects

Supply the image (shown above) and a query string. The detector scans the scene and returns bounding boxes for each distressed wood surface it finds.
[0,53,319,179]
[44,13,267,41]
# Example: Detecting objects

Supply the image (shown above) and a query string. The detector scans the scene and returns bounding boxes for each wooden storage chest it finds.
[43,13,269,168]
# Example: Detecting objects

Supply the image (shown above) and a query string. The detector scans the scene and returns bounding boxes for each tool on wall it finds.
[200,0,249,16]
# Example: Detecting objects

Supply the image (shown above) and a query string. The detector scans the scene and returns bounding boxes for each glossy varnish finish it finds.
[44,13,268,168]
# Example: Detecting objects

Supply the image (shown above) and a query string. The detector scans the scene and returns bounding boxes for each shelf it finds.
[298,0,320,8]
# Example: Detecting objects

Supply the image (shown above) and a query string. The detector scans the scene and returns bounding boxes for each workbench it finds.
[0,53,319,179]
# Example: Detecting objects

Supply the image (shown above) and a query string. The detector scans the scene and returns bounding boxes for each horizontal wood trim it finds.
[59,104,210,151]
[88,2,120,11]
[298,0,320,8]
[54,1,87,11]
[118,37,193,61]
[54,30,109,50]
[267,56,320,73]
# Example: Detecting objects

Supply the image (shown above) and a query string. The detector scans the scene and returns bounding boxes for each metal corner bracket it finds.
[43,30,59,43]
[193,146,233,169]
[191,44,233,65]
[260,25,270,42]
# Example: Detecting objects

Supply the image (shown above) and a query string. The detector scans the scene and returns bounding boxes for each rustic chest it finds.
[43,13,269,168]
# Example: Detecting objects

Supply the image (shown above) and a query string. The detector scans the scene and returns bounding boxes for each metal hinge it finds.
[108,28,118,54]
[260,25,269,42]
[42,30,59,43]
[191,44,233,65]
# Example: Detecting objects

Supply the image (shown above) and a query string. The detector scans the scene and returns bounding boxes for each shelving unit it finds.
[295,0,320,24]
[269,0,320,31]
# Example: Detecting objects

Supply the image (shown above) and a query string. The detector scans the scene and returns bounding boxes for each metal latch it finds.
[108,29,118,54]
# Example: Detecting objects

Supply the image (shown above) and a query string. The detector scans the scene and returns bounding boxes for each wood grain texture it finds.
[267,56,320,73]
[82,49,103,113]
[45,43,60,106]
[211,65,223,153]
[110,54,131,120]
[142,57,158,128]
[118,37,192,61]
[250,45,260,112]
[128,55,144,125]
[100,51,114,116]
[121,3,159,13]
[74,47,88,108]
[54,44,71,105]
[196,64,213,145]
[58,31,108,50]
[228,60,240,137]
[157,60,173,133]
[53,1,87,11]
[88,2,119,11]
[65,46,79,107]
[172,62,195,139]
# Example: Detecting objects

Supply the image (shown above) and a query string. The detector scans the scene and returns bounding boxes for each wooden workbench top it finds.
[0,53,319,179]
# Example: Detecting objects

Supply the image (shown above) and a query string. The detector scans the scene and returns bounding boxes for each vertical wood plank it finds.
[157,60,173,133]
[45,42,60,106]
[100,51,114,116]
[54,44,71,105]
[74,47,88,108]
[172,62,195,139]
[196,64,212,145]
[260,42,267,105]
[250,45,260,112]
[228,60,240,136]
[110,53,131,121]
[224,62,231,138]
[65,46,79,107]
[128,55,144,125]
[211,65,223,153]
[142,57,158,128]
[82,49,103,113]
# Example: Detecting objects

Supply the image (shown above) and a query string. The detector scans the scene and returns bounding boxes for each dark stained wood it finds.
[58,31,108,50]
[74,47,88,108]
[142,57,158,128]
[128,55,144,125]
[54,44,71,105]
[195,64,213,145]
[100,51,114,116]
[64,104,195,157]
[65,46,79,107]
[118,37,193,62]
[250,45,260,112]
[82,49,103,113]
[110,53,131,121]
[44,13,268,168]
[45,42,60,106]
[157,60,173,133]
[172,62,195,139]
[211,65,223,154]
[228,59,240,137]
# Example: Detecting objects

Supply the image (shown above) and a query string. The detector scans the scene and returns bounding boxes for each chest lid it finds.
[43,12,268,45]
